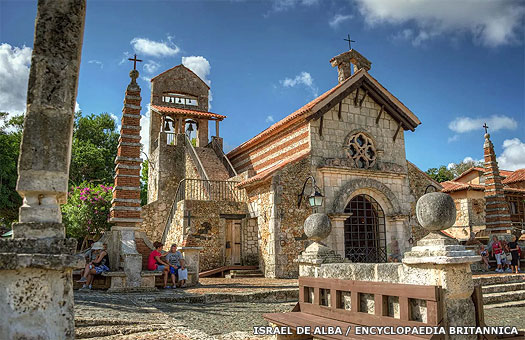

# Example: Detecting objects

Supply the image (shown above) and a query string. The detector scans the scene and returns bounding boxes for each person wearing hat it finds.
[77,241,109,290]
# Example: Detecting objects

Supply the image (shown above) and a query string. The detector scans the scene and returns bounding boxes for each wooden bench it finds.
[263,277,444,340]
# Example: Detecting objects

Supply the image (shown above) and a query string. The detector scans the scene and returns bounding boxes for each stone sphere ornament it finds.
[416,192,456,232]
[304,213,332,242]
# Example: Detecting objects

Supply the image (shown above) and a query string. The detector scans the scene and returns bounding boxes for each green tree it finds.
[426,166,454,183]
[62,182,113,242]
[69,113,119,185]
[0,113,24,228]
[140,159,148,206]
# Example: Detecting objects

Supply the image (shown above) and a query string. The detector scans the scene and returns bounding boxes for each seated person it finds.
[166,244,182,289]
[77,242,109,290]
[83,240,97,263]
[178,258,188,288]
[148,241,170,288]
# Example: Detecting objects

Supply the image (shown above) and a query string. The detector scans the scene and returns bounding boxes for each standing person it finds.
[178,258,188,288]
[491,236,504,273]
[165,244,182,289]
[77,242,109,290]
[509,235,520,274]
[480,245,490,272]
[148,241,170,288]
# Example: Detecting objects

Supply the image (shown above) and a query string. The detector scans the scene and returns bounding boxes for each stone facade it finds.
[141,49,440,278]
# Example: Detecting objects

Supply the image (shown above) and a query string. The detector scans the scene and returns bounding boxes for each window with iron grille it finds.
[344,194,387,263]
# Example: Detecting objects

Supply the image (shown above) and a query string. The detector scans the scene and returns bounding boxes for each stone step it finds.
[483,299,525,309]
[75,323,169,339]
[473,273,525,286]
[228,273,265,278]
[194,147,230,181]
[229,269,263,275]
[482,282,525,294]
[482,289,525,305]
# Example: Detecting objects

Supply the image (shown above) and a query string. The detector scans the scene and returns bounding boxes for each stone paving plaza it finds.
[73,277,525,339]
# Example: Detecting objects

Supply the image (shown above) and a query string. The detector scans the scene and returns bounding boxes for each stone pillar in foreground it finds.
[297,213,344,277]
[0,1,86,339]
[107,65,146,290]
[403,192,481,340]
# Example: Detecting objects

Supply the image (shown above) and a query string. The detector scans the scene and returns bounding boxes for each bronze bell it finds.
[164,120,171,131]
[186,123,194,133]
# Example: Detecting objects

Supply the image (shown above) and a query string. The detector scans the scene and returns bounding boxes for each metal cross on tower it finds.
[344,34,355,50]
[128,54,143,70]
[483,123,489,134]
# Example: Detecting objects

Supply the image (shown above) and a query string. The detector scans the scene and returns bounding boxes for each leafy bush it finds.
[62,183,113,240]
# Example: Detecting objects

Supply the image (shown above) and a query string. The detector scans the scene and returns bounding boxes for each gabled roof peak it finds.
[150,64,210,89]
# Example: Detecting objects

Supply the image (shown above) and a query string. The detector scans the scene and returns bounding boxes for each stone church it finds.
[141,49,440,278]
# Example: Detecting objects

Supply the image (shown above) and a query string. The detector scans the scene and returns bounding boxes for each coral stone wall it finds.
[406,161,443,242]
[246,181,274,276]
[164,199,248,271]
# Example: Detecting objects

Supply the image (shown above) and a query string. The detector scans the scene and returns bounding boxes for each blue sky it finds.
[1,0,524,171]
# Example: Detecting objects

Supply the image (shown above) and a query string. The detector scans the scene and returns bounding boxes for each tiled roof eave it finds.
[151,105,226,120]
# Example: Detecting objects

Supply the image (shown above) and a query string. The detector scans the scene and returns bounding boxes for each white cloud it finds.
[270,0,319,12]
[131,37,180,57]
[448,115,518,134]
[447,134,459,143]
[75,102,81,112]
[143,60,160,74]
[280,71,318,97]
[88,59,103,68]
[118,51,132,66]
[329,14,353,29]
[0,43,31,120]
[110,113,121,131]
[498,138,525,170]
[266,115,275,123]
[355,0,525,47]
[182,56,212,109]
[182,56,211,86]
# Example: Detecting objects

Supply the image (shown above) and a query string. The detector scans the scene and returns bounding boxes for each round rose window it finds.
[345,133,376,169]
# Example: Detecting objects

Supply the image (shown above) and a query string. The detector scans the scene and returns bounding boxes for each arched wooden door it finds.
[344,194,387,263]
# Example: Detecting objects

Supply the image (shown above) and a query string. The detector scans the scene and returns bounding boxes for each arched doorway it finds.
[344,194,387,263]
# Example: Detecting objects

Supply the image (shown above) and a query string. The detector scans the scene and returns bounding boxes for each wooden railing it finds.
[298,276,443,327]
[208,138,238,178]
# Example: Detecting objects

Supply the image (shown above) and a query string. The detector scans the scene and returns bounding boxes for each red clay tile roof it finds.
[503,169,525,184]
[150,64,210,89]
[441,181,484,193]
[453,167,485,182]
[237,149,310,187]
[442,179,525,193]
[500,169,515,177]
[151,105,226,120]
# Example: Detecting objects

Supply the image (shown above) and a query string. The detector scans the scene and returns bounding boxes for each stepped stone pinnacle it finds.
[483,133,512,233]
[109,68,143,226]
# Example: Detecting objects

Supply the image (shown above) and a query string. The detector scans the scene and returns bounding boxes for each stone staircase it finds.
[194,147,230,181]
[474,274,525,309]
[225,268,265,278]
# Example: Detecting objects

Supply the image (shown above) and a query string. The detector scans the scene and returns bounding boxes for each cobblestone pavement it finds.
[74,278,297,339]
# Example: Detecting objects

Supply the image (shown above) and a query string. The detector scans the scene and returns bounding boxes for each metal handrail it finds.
[209,138,238,178]
[161,178,246,243]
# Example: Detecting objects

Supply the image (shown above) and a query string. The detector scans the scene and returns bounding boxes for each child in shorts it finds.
[178,258,188,288]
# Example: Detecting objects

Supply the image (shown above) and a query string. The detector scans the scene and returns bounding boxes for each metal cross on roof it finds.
[483,123,489,134]
[128,54,143,70]
[344,34,355,50]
